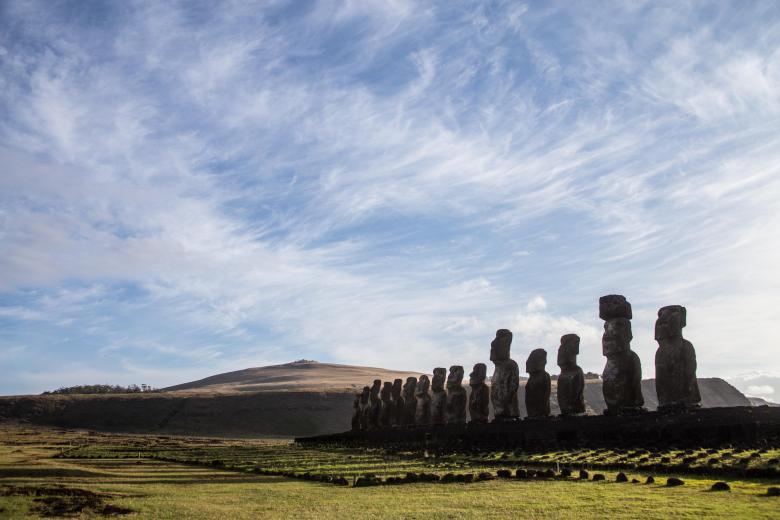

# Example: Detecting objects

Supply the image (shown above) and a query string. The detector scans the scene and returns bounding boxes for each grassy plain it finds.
[0,423,778,519]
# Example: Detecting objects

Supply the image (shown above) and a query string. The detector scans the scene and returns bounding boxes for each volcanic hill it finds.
[0,360,752,438]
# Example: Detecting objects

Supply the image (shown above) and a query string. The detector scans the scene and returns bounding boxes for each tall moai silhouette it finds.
[600,295,644,415]
[525,348,551,418]
[445,365,467,424]
[655,305,701,411]
[468,363,490,423]
[557,334,585,416]
[430,367,447,425]
[414,375,431,426]
[391,378,404,426]
[401,377,417,426]
[490,329,520,422]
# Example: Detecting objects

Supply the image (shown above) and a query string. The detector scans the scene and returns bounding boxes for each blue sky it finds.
[1,1,779,400]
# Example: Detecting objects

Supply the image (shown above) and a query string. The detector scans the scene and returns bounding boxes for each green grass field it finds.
[0,423,778,519]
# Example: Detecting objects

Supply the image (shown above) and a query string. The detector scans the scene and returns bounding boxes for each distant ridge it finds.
[0,361,755,438]
[163,360,424,394]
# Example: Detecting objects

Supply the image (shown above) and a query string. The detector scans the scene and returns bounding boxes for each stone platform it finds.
[296,406,780,451]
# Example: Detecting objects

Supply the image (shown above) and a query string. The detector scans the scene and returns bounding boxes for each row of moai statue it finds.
[351,295,701,430]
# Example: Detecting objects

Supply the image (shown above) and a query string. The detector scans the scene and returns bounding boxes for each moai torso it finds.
[359,386,371,430]
[655,305,701,410]
[379,382,394,427]
[602,350,643,411]
[414,375,431,426]
[391,379,404,426]
[430,367,447,425]
[469,363,490,424]
[368,379,383,429]
[445,365,467,424]
[525,348,551,418]
[351,394,361,431]
[402,377,417,426]
[600,295,644,414]
[490,329,520,421]
[557,334,585,416]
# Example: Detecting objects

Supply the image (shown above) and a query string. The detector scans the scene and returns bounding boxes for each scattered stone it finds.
[525,349,551,418]
[666,477,684,487]
[557,334,586,416]
[616,472,628,482]
[490,329,520,421]
[655,305,701,411]
[710,482,730,492]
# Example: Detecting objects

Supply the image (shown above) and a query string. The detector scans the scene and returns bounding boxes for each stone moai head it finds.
[381,381,393,401]
[490,329,513,362]
[557,334,580,369]
[599,294,632,320]
[602,317,633,356]
[416,374,430,394]
[402,377,417,399]
[655,305,687,341]
[447,365,464,389]
[392,378,403,399]
[469,363,487,386]
[370,379,381,397]
[431,367,446,391]
[360,386,370,404]
[526,348,547,374]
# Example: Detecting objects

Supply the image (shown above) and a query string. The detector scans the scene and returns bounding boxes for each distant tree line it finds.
[42,384,159,395]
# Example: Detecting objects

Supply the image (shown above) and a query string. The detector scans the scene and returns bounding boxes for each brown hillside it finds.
[164,360,424,394]
[0,361,753,438]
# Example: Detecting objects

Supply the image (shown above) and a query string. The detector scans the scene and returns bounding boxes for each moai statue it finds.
[391,378,404,426]
[430,367,447,425]
[402,377,417,426]
[359,386,370,430]
[557,334,585,416]
[445,365,467,424]
[368,379,383,429]
[469,363,489,423]
[600,295,644,415]
[414,375,431,426]
[351,393,361,431]
[525,348,551,418]
[380,381,394,427]
[655,305,701,411]
[490,329,520,422]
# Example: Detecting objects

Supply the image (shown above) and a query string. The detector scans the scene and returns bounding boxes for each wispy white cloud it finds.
[1,1,779,393]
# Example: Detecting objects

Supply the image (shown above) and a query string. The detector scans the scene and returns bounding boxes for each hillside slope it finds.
[164,360,423,394]
[0,361,753,437]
